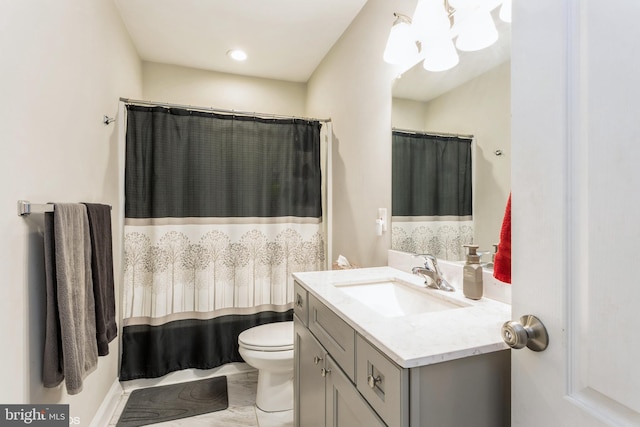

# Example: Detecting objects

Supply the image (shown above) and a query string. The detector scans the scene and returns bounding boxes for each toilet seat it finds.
[238,321,293,352]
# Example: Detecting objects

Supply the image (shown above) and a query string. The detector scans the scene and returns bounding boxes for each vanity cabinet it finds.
[293,283,391,427]
[325,354,386,427]
[294,315,386,427]
[294,278,511,427]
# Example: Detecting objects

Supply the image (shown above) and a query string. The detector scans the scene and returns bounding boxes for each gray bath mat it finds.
[116,376,228,427]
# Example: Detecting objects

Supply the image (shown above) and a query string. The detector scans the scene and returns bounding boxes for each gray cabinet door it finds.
[294,315,325,427]
[325,356,386,427]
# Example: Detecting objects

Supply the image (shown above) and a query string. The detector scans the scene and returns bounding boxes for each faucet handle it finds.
[425,255,442,275]
[413,253,435,269]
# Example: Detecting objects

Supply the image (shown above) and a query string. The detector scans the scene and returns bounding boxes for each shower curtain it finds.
[120,105,326,380]
[391,130,473,261]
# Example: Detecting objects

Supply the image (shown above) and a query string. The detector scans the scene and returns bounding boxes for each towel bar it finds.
[17,200,112,216]
[18,200,54,216]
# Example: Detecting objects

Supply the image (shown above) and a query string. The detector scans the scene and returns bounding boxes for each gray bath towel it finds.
[43,212,63,389]
[43,204,98,395]
[83,203,117,356]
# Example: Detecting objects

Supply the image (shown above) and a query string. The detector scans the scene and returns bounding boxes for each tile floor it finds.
[108,371,293,427]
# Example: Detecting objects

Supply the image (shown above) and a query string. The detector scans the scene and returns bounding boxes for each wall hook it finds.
[103,115,115,125]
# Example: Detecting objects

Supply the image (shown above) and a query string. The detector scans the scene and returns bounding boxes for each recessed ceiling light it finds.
[227,49,247,61]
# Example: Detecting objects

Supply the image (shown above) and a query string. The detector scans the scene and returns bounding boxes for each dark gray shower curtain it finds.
[120,105,325,380]
[392,131,473,260]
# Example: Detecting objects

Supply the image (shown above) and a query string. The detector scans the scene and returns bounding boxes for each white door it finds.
[511,0,640,425]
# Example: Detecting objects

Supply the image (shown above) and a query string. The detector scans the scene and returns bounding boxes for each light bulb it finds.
[499,0,512,23]
[411,0,451,42]
[422,36,459,72]
[227,49,247,61]
[454,8,498,51]
[383,15,419,65]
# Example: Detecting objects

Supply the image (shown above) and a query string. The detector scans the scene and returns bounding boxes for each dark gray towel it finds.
[83,203,117,356]
[43,212,63,388]
[43,203,98,395]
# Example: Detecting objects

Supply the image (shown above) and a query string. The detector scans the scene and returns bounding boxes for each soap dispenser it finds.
[463,244,483,300]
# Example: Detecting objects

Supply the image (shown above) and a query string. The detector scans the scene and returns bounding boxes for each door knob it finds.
[501,315,549,351]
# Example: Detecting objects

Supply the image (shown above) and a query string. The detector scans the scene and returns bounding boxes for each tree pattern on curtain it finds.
[391,222,473,260]
[124,227,324,318]
[391,131,473,261]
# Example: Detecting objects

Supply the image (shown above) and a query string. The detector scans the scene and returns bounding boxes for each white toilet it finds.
[238,321,294,412]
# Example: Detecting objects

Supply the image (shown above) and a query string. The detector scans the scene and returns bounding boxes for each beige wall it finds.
[0,1,141,425]
[392,61,512,253]
[307,0,416,267]
[391,97,429,131]
[142,62,308,117]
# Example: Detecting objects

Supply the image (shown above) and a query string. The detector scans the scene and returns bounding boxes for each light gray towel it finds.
[43,203,98,395]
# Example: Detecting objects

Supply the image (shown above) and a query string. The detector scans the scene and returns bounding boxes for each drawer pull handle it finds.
[313,356,323,365]
[321,368,331,377]
[367,375,382,389]
[295,295,303,307]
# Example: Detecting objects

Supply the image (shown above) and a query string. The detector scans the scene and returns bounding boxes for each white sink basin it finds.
[334,278,466,317]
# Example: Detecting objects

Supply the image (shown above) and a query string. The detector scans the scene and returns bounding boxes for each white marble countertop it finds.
[292,266,511,369]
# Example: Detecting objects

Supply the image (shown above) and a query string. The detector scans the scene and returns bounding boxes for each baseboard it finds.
[89,379,123,427]
[119,362,255,392]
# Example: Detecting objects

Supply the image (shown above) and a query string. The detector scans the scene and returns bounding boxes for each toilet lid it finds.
[238,321,294,351]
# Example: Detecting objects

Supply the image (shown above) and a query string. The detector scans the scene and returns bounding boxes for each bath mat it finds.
[116,376,228,427]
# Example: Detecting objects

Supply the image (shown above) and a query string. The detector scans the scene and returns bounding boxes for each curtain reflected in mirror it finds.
[391,130,473,261]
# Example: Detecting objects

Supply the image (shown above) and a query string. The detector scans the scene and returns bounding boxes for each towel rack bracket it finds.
[18,200,54,216]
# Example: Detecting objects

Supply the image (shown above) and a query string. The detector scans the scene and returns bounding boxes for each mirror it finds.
[391,9,511,263]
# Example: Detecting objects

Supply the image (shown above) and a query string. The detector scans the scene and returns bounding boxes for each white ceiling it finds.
[114,0,511,102]
[114,0,368,83]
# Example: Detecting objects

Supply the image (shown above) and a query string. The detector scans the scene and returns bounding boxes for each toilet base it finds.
[255,370,293,412]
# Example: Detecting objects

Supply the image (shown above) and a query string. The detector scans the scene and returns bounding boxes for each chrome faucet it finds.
[411,254,456,292]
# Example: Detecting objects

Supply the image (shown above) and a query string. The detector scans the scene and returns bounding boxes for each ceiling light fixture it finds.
[499,0,512,23]
[412,0,459,72]
[454,7,498,52]
[411,0,451,42]
[227,49,248,62]
[422,36,459,72]
[383,14,419,66]
[384,0,509,73]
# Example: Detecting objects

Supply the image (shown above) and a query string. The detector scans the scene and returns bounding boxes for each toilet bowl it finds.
[238,321,294,412]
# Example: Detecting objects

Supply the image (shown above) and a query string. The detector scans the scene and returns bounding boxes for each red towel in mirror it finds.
[494,194,511,284]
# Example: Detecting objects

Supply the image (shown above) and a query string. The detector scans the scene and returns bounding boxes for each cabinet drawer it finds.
[293,281,308,326]
[356,334,408,427]
[308,294,355,381]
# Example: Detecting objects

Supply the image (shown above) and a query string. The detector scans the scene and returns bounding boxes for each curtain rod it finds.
[120,98,331,123]
[392,127,474,140]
